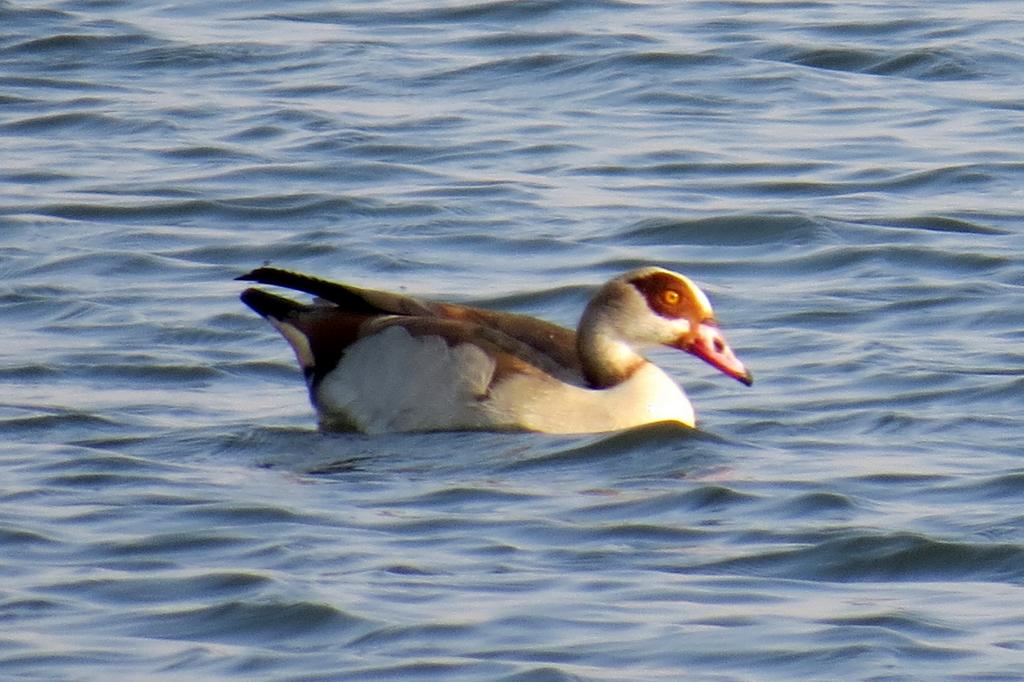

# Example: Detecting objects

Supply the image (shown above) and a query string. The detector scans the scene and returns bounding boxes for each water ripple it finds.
[700,533,1024,583]
[2,1,1023,679]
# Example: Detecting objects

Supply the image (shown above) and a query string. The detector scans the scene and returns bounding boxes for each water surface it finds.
[2,1,1023,679]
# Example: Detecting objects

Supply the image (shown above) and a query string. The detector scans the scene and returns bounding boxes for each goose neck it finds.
[577,309,646,389]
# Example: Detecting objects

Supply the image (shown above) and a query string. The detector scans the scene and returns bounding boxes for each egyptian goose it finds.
[237,267,752,434]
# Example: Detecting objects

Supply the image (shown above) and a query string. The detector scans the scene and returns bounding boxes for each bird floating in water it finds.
[238,266,752,434]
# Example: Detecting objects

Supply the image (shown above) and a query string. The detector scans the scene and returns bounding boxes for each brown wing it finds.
[237,267,582,376]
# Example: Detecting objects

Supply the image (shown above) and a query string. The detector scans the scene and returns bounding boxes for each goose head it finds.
[578,267,753,389]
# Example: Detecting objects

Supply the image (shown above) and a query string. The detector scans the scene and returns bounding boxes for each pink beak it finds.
[678,322,753,386]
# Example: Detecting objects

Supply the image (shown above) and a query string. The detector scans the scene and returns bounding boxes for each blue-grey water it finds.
[2,1,1023,679]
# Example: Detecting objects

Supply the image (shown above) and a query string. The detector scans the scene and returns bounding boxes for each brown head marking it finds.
[629,270,713,323]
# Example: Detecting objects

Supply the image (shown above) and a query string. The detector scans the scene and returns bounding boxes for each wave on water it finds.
[2,0,1024,680]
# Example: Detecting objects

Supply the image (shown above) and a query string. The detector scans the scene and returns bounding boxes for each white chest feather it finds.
[485,362,694,434]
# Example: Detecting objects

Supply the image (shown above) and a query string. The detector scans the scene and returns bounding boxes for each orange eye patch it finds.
[662,289,680,305]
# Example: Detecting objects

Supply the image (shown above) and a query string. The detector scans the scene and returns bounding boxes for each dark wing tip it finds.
[239,287,306,320]
[235,267,385,315]
[235,266,291,283]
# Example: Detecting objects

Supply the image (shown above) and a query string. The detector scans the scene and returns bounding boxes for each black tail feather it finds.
[236,267,380,313]
[239,287,309,320]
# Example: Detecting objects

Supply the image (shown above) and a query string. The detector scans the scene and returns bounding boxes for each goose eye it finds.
[662,290,680,306]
